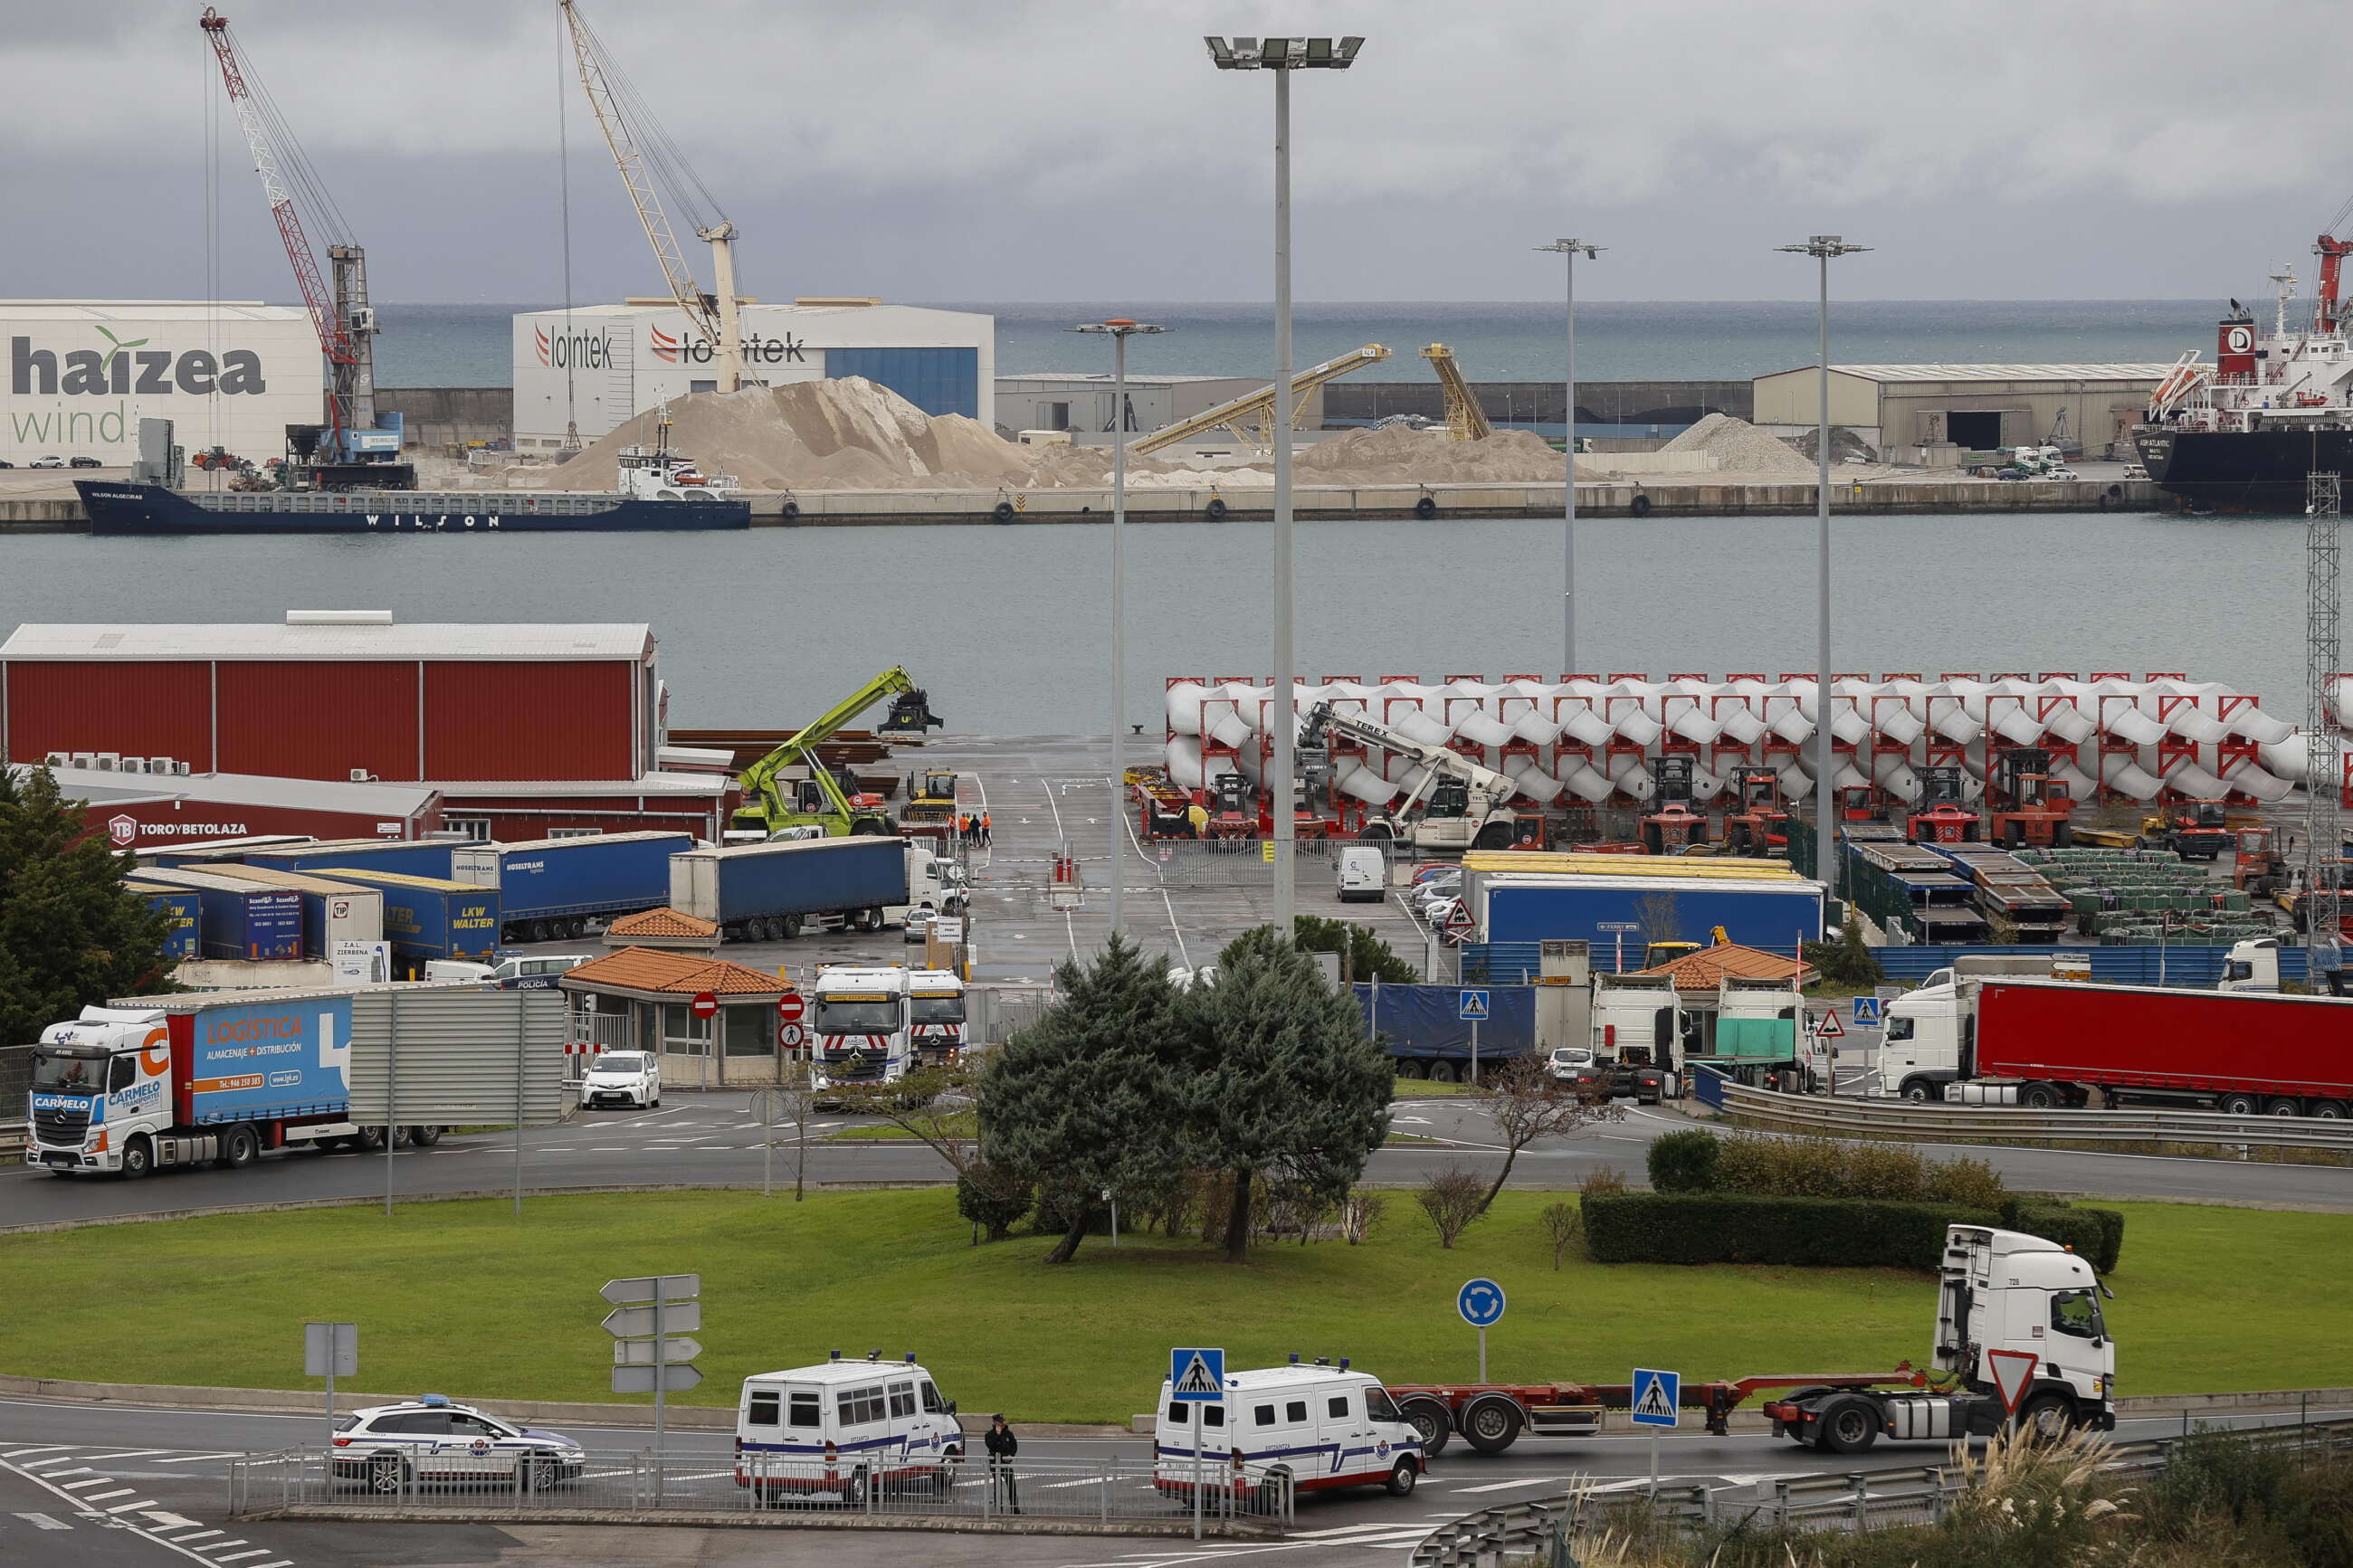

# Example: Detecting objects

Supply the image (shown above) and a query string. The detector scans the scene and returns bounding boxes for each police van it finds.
[734,1351,963,1500]
[1155,1357,1424,1500]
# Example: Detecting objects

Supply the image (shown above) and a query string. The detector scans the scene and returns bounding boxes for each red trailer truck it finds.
[1878,973,2353,1116]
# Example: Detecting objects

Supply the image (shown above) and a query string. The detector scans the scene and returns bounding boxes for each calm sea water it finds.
[0,510,2303,734]
[374,300,2224,388]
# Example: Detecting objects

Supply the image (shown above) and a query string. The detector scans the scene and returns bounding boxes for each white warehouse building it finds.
[511,299,995,447]
[0,301,318,467]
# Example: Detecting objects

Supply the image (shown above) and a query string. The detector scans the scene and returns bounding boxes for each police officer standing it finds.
[985,1413,1020,1513]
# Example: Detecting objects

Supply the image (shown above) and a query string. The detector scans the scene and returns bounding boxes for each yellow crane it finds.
[1131,345,1392,456]
[1420,344,1491,441]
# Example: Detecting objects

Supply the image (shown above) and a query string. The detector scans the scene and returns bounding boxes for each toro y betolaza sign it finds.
[109,813,252,847]
[10,327,269,449]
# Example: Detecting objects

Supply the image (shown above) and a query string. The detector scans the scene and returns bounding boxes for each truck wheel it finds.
[781,914,805,939]
[2263,1097,2303,1117]
[1815,1399,1880,1455]
[409,1126,445,1146]
[1385,1457,1419,1496]
[2310,1100,2348,1119]
[1472,822,1513,850]
[2015,1391,2077,1441]
[219,1124,259,1169]
[2020,1082,2059,1109]
[2218,1092,2260,1117]
[1461,1397,1523,1455]
[357,1126,387,1152]
[119,1136,154,1180]
[1427,1060,1457,1084]
[1399,1398,1453,1458]
[1900,1080,1933,1103]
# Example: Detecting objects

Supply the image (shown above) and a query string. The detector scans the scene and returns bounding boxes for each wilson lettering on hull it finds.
[0,302,315,465]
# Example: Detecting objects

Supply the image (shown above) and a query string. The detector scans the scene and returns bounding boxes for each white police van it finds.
[330,1393,586,1492]
[734,1350,963,1500]
[1155,1357,1424,1501]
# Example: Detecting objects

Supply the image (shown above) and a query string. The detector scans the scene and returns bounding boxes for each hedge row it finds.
[1582,1192,1995,1269]
[2002,1195,2126,1275]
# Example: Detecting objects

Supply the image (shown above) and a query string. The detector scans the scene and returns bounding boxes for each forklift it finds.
[1201,773,1258,840]
[1834,784,1885,822]
[2233,823,2290,895]
[1987,746,2076,849]
[1718,766,1789,856]
[1639,755,1710,854]
[2140,800,2231,861]
[1904,765,1981,844]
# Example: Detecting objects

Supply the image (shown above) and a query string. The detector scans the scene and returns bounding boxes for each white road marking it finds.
[191,1541,251,1554]
[1,1446,71,1459]
[19,1458,84,1470]
[1,1460,244,1565]
[80,1449,174,1460]
[58,1477,115,1490]
[143,1511,205,1527]
[172,1530,224,1543]
[1442,1475,1577,1494]
[211,1552,272,1563]
[151,1454,239,1465]
[12,1513,69,1529]
[105,1497,161,1513]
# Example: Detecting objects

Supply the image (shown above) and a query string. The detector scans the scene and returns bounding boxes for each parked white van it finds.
[734,1351,964,1501]
[1154,1358,1424,1501]
[1336,846,1386,903]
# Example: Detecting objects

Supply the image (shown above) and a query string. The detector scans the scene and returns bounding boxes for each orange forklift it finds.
[1988,746,2077,850]
[1201,773,1258,839]
[1639,756,1710,853]
[1905,765,1981,844]
[1720,766,1791,855]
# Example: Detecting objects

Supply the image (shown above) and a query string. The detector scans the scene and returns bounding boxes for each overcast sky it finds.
[5,0,2346,306]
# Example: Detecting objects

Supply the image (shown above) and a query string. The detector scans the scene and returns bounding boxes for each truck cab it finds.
[2218,936,2281,993]
[905,969,967,1066]
[1876,979,1964,1102]
[1693,974,1815,1091]
[889,845,967,928]
[1577,973,1681,1102]
[809,966,911,1098]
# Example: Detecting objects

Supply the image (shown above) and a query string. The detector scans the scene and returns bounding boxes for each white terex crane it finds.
[1301,701,1522,851]
[561,0,746,394]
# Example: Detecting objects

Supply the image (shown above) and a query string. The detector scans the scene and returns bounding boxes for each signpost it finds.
[1597,920,1642,973]
[1459,989,1491,1086]
[303,1322,357,1451]
[604,1274,700,1467]
[1456,1277,1506,1381]
[1630,1365,1680,1494]
[776,992,805,1025]
[1169,1346,1224,1540]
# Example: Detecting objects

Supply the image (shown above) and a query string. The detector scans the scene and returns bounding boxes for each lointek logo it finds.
[650,324,681,364]
[108,813,138,847]
[648,325,805,367]
[12,330,267,397]
[536,324,612,370]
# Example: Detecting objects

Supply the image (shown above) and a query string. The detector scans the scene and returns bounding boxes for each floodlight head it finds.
[1780,235,1872,259]
[1536,239,1605,259]
[1205,33,1361,69]
[1071,319,1169,338]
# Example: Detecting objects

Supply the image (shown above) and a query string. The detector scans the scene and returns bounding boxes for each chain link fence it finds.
[229,1448,1292,1531]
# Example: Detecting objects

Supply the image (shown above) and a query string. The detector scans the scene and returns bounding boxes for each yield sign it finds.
[1815,1008,1844,1038]
[1986,1349,2040,1415]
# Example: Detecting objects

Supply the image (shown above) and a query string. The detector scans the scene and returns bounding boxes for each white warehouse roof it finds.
[46,765,441,816]
[0,299,307,325]
[0,617,653,663]
[1763,363,2176,384]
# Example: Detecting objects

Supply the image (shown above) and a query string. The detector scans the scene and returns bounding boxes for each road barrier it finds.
[1716,1079,2353,1152]
[229,1448,1291,1533]
[1410,1416,2353,1565]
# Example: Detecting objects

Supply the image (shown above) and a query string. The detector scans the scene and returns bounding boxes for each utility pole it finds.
[2307,470,2343,979]
[1536,240,1603,674]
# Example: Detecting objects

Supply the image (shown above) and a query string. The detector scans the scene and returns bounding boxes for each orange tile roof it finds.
[1636,942,1819,992]
[608,907,719,939]
[563,946,786,997]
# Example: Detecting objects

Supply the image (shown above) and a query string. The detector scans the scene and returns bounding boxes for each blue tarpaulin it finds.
[1353,983,1535,1061]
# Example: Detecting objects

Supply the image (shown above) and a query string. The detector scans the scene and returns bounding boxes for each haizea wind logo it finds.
[11,328,267,397]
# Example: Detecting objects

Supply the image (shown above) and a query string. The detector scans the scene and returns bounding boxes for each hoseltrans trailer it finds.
[1385,1225,2113,1457]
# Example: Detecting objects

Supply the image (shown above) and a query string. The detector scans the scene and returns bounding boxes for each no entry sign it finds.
[691,992,719,1021]
[776,993,805,1024]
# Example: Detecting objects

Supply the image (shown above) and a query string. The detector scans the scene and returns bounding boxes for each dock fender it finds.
[1205,498,1229,521]
[1415,495,1438,519]
[1631,492,1653,518]
[780,500,801,520]
[992,501,1016,522]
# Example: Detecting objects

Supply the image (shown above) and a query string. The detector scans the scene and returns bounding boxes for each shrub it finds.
[1340,1189,1386,1245]
[1579,1164,1628,1198]
[1582,1192,1994,1268]
[2001,1195,2126,1275]
[1922,1155,2008,1212]
[1414,1164,1487,1249]
[1713,1132,2007,1208]
[1647,1128,1722,1193]
[955,1162,1032,1242]
[1538,1202,1582,1269]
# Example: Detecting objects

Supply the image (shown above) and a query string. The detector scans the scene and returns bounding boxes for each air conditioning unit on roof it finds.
[119,757,148,774]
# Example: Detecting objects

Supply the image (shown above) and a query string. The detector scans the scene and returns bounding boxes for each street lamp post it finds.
[1777,234,1870,907]
[1535,239,1602,673]
[1205,33,1362,939]
[1070,318,1166,943]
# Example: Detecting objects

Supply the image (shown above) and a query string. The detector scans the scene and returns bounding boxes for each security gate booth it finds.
[558,946,795,1087]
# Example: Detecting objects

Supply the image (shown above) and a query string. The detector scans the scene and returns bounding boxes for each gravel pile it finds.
[1659,413,1816,475]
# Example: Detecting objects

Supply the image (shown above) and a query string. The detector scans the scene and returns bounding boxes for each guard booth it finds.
[557,946,796,1087]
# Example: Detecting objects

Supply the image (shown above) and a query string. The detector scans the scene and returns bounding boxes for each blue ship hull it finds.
[76,481,750,534]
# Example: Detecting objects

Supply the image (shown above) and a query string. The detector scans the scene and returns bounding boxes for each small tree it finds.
[766,1060,820,1202]
[1466,1058,1624,1213]
[825,1060,979,1170]
[1291,916,1419,983]
[1414,1164,1486,1249]
[1538,1201,1582,1269]
[1634,890,1683,960]
[956,1161,1032,1243]
[1340,1189,1387,1245]
[0,765,178,1043]
[1803,907,1885,989]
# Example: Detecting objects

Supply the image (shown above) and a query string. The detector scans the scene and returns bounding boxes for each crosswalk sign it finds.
[1458,989,1491,1022]
[1630,1367,1681,1428]
[1852,996,1882,1028]
[1169,1347,1225,1402]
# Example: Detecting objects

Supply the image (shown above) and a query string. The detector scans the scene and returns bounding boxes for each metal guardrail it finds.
[229,1448,1291,1531]
[1410,1417,2353,1565]
[0,1121,24,1165]
[1719,1079,2353,1152]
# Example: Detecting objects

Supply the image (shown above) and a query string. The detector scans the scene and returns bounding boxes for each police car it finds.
[1155,1357,1424,1502]
[734,1351,964,1501]
[331,1393,586,1492]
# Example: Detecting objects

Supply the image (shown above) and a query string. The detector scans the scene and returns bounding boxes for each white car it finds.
[331,1395,586,1493]
[28,455,66,469]
[1546,1045,1596,1080]
[578,1050,660,1109]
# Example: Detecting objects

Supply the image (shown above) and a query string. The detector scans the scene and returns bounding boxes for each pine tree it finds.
[1179,926,1393,1263]
[0,766,177,1044]
[976,935,1191,1264]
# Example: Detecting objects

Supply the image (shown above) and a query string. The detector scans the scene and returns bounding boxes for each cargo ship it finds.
[76,436,750,535]
[2135,249,2353,512]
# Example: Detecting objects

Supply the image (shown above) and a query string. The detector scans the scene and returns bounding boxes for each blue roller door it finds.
[826,347,979,418]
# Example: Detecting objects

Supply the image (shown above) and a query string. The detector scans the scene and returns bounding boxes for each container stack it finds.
[2013,846,2270,945]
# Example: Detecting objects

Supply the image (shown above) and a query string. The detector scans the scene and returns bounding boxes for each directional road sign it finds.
[691,992,719,1022]
[1458,989,1491,1022]
[614,1337,703,1366]
[1456,1278,1507,1327]
[1168,1347,1225,1402]
[1630,1367,1681,1429]
[612,1364,703,1394]
[601,1274,700,1306]
[303,1321,357,1378]
[777,993,805,1024]
[1851,996,1882,1028]
[601,1302,701,1337]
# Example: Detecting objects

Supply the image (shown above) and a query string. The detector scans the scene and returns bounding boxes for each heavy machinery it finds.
[2139,800,2231,861]
[2234,823,2290,894]
[1131,347,1393,457]
[199,9,412,490]
[1639,756,1710,853]
[1720,766,1791,856]
[730,669,942,838]
[1200,773,1259,840]
[563,0,747,397]
[1300,702,1522,852]
[901,768,961,827]
[1988,746,2077,849]
[1419,345,1492,441]
[1905,766,1981,844]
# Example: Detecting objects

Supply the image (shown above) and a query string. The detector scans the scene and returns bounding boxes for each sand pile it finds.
[1659,413,1815,475]
[1295,424,1605,484]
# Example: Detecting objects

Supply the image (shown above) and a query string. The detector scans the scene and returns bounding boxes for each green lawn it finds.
[3,1193,2342,1423]
[826,1113,976,1142]
[1393,1077,1472,1098]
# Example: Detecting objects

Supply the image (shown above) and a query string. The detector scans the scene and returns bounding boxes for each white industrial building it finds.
[1750,364,2174,458]
[993,372,1272,440]
[0,301,318,466]
[511,299,994,446]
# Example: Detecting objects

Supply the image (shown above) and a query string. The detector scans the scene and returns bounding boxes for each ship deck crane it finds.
[1420,344,1491,441]
[198,7,411,489]
[1131,346,1392,456]
[733,668,944,837]
[1300,701,1524,852]
[561,0,745,394]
